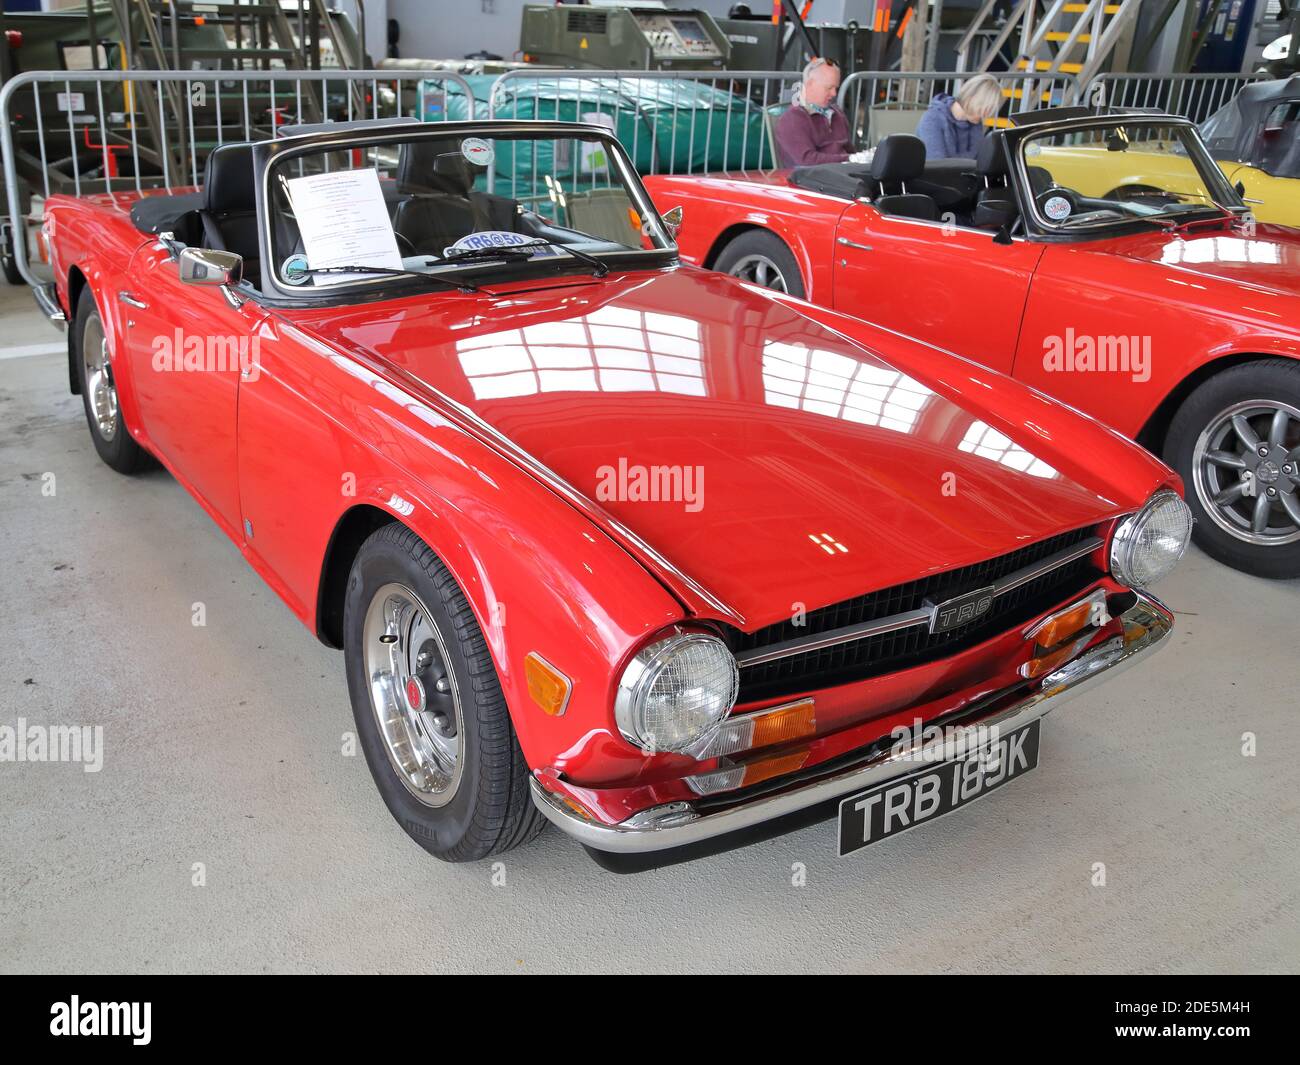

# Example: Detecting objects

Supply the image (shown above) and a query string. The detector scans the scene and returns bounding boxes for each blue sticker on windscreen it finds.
[443,231,557,258]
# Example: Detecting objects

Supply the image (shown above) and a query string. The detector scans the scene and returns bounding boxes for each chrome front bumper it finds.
[530,592,1173,856]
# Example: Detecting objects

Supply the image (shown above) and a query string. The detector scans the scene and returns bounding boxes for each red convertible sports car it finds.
[38,118,1190,869]
[645,108,1300,580]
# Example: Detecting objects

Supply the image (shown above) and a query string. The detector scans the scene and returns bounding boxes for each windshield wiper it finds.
[441,239,610,278]
[299,264,479,292]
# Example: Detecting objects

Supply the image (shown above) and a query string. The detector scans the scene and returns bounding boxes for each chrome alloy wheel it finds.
[728,253,789,293]
[362,582,464,806]
[82,313,118,441]
[1192,399,1300,546]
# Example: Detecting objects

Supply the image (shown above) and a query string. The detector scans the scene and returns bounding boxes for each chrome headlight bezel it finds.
[1109,488,1194,588]
[614,630,739,754]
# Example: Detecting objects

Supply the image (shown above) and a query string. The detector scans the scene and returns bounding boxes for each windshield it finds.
[1018,121,1242,231]
[265,129,672,292]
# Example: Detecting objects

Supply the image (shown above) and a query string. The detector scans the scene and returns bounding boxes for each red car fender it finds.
[232,314,689,779]
[46,197,152,446]
[645,173,842,301]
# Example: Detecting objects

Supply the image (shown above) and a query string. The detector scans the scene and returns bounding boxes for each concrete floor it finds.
[0,280,1296,975]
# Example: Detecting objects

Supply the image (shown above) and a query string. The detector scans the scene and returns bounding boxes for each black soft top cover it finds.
[128,192,203,235]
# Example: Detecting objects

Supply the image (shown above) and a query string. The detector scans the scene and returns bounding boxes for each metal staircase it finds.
[955,0,1144,111]
[102,1,355,179]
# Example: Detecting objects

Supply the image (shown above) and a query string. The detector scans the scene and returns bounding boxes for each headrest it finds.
[203,142,256,215]
[396,141,476,196]
[973,198,1017,230]
[870,134,926,184]
[976,134,1007,178]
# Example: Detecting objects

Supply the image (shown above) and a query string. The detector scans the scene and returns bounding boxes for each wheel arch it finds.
[701,219,811,291]
[66,264,89,394]
[315,502,401,650]
[1137,351,1298,452]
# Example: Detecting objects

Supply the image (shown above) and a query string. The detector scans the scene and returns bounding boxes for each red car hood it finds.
[1100,222,1300,299]
[280,267,1171,630]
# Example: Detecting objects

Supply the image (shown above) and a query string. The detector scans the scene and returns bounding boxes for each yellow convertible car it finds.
[1199,75,1299,226]
[1020,77,1298,227]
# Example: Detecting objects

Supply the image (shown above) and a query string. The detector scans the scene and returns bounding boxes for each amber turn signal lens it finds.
[1028,590,1109,649]
[524,652,571,717]
[1020,634,1092,679]
[751,698,816,749]
[741,749,810,788]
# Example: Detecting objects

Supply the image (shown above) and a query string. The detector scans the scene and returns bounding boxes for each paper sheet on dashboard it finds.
[284,167,403,285]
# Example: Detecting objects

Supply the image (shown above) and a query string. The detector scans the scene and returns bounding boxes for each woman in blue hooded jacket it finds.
[916,75,1004,160]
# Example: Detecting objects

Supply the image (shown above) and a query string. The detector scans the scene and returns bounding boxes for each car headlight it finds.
[1110,489,1193,588]
[614,631,739,754]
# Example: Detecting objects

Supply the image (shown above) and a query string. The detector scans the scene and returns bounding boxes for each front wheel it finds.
[73,291,149,474]
[1164,359,1300,578]
[343,523,545,861]
[714,230,806,298]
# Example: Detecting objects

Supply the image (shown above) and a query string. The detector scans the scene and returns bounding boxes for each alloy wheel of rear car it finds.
[728,253,790,293]
[82,312,118,442]
[713,230,806,299]
[362,581,464,807]
[1191,399,1300,546]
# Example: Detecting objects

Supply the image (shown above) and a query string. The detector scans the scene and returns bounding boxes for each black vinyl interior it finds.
[198,142,261,284]
[790,133,1022,229]
[128,138,628,293]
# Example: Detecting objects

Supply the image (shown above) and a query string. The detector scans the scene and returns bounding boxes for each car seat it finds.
[869,135,939,221]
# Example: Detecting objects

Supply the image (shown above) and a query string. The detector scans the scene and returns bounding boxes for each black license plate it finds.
[837,720,1040,857]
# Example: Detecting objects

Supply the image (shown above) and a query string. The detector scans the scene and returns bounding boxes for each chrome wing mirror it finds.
[179,247,243,286]
[178,247,245,307]
[661,205,683,240]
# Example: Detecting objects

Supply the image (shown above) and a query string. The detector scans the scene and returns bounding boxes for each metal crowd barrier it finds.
[1085,72,1268,124]
[0,64,1274,291]
[838,70,1081,146]
[0,67,474,288]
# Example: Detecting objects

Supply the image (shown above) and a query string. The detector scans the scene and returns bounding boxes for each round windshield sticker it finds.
[281,253,311,285]
[1043,195,1072,222]
[442,230,555,258]
[461,137,494,167]
[1025,143,1042,157]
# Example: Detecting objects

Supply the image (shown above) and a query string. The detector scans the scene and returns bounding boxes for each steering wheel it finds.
[1035,186,1080,225]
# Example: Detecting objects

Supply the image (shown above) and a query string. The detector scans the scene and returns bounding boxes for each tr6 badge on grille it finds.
[925,585,995,634]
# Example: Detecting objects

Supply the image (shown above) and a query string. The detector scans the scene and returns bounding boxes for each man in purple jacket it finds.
[775,58,853,167]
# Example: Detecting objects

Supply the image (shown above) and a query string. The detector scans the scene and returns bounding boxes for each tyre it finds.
[343,523,545,861]
[1,224,22,285]
[714,229,806,298]
[1164,359,1300,578]
[73,290,149,474]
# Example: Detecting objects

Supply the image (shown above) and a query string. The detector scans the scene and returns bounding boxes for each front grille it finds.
[733,527,1101,702]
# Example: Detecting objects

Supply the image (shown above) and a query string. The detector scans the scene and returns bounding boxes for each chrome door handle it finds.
[836,237,873,252]
[118,291,148,309]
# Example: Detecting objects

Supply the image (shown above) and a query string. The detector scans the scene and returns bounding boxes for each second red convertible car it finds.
[645,109,1300,579]
[37,119,1190,869]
